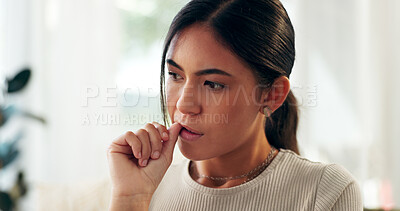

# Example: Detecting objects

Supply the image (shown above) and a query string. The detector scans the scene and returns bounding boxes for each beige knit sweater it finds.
[149,149,363,210]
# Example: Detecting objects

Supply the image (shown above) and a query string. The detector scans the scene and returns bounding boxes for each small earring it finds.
[263,106,272,117]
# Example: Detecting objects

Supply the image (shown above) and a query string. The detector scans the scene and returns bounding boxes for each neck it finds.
[190,121,274,188]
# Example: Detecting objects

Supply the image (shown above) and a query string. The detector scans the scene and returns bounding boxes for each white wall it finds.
[2,0,122,209]
[283,0,400,208]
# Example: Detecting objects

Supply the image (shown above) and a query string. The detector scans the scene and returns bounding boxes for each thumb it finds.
[162,122,182,160]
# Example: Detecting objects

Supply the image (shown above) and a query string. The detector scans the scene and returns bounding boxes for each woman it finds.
[107,0,363,210]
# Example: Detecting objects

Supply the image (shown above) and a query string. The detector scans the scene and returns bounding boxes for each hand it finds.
[107,122,182,197]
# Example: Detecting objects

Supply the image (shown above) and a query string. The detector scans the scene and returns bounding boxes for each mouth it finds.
[178,123,203,135]
[178,124,204,141]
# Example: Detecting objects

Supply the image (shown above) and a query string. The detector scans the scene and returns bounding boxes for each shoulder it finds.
[314,163,363,210]
[278,149,356,180]
[277,149,363,210]
[276,149,333,179]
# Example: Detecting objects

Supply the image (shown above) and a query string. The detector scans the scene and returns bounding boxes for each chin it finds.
[177,138,211,161]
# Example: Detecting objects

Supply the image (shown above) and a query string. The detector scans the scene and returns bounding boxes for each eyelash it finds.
[167,72,226,91]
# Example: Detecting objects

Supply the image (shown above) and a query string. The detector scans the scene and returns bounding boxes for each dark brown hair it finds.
[160,0,299,154]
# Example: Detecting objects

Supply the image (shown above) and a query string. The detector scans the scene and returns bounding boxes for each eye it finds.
[167,72,183,80]
[204,80,225,91]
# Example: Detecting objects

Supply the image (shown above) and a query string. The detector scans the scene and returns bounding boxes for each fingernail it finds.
[152,151,160,159]
[142,159,148,166]
[162,132,168,139]
[138,152,142,158]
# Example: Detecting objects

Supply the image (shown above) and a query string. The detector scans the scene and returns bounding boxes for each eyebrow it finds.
[166,59,233,77]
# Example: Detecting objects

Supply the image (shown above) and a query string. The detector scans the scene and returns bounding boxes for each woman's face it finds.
[166,24,265,160]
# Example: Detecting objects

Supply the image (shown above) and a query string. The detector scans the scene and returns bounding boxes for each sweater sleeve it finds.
[331,181,363,211]
[314,164,363,211]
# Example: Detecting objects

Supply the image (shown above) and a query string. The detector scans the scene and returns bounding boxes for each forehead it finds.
[166,24,255,81]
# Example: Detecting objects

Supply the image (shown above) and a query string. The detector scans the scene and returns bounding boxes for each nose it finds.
[176,83,201,116]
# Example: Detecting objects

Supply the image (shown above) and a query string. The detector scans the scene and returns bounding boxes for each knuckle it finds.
[106,144,117,155]
[160,124,168,131]
[145,124,161,138]
[124,130,135,138]
[106,145,112,154]
[135,128,147,135]
[152,121,162,128]
[152,121,165,129]
[145,122,155,129]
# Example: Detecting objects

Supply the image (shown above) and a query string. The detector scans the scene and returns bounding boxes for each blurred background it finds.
[0,0,399,210]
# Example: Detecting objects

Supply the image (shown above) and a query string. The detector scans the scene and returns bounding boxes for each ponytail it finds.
[265,90,299,154]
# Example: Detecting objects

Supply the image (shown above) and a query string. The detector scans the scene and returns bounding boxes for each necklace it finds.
[190,147,277,184]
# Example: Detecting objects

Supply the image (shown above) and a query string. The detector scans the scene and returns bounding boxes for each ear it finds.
[259,76,291,114]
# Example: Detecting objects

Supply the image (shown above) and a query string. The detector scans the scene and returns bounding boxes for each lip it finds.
[178,123,203,135]
[179,127,203,141]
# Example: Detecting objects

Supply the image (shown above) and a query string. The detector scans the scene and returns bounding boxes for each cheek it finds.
[203,88,255,125]
[224,89,258,126]
[166,83,179,116]
[221,105,244,130]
